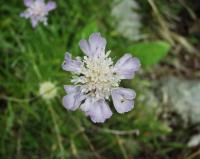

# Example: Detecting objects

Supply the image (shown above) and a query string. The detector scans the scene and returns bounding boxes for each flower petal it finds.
[89,33,106,57]
[111,88,136,113]
[36,0,44,3]
[62,87,84,111]
[80,97,93,113]
[114,54,140,79]
[100,100,113,120]
[62,53,82,73]
[31,18,39,28]
[24,0,33,7]
[82,99,112,123]
[20,11,30,18]
[46,1,56,11]
[89,33,106,51]
[79,33,107,57]
[64,85,78,93]
[79,40,91,56]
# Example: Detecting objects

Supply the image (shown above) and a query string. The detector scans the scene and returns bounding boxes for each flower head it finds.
[111,0,144,41]
[62,33,140,123]
[20,0,56,27]
[39,81,57,100]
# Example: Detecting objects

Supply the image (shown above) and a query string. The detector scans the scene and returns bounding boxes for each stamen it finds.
[72,54,121,100]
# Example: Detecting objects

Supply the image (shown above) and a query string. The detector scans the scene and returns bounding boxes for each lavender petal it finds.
[24,0,33,7]
[46,1,56,11]
[79,33,107,57]
[80,97,93,113]
[31,18,39,28]
[79,40,91,56]
[111,88,136,113]
[114,54,140,79]
[62,87,84,111]
[20,12,29,18]
[62,53,82,73]
[88,33,106,57]
[83,99,112,123]
[64,85,78,93]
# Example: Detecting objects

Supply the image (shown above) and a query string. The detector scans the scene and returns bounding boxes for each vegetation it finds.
[0,0,200,158]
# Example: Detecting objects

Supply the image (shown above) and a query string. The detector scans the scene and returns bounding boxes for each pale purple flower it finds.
[20,0,56,28]
[62,33,141,123]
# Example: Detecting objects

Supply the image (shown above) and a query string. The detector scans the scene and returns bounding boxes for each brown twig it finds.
[147,0,198,55]
[186,149,200,159]
[116,135,128,159]
[96,128,140,136]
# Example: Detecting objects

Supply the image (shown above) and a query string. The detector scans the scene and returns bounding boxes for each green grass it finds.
[0,0,195,159]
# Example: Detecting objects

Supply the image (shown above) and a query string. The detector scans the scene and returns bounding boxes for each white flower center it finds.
[72,52,121,100]
[30,2,46,17]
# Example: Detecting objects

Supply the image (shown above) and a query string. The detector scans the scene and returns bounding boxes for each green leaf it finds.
[127,41,171,67]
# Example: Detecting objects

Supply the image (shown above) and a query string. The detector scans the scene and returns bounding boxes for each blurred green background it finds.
[1,0,200,158]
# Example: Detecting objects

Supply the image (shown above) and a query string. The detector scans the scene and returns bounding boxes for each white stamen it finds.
[30,2,46,17]
[72,52,121,100]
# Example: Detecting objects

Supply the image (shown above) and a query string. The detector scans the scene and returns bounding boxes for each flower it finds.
[20,0,56,28]
[187,134,200,148]
[39,81,57,100]
[62,33,140,123]
[111,0,145,41]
